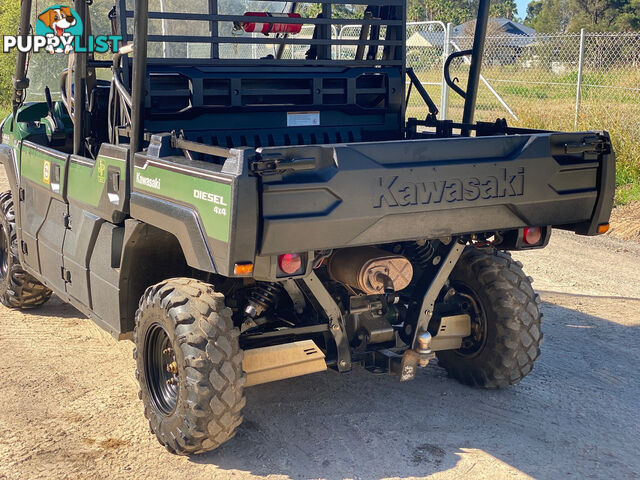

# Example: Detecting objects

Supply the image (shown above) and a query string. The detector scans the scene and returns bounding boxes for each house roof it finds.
[407,18,536,48]
[453,18,536,37]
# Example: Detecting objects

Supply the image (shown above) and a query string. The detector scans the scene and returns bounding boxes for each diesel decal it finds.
[193,189,227,206]
[135,172,161,190]
[194,189,228,217]
[375,168,525,208]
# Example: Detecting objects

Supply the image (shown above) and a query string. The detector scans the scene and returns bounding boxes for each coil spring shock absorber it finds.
[244,282,284,318]
[411,240,435,269]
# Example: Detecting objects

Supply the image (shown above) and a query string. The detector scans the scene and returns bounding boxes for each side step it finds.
[243,340,327,387]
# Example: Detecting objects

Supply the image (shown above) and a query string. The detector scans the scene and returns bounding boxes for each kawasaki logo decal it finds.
[135,172,161,190]
[374,168,525,208]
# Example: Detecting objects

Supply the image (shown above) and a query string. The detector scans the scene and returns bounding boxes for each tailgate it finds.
[256,132,615,255]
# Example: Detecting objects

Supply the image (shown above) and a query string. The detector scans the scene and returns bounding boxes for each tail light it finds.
[523,227,542,245]
[278,253,303,275]
[241,12,303,36]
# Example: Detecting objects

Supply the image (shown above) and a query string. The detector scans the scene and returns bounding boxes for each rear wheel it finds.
[0,191,52,309]
[134,278,246,455]
[436,248,543,389]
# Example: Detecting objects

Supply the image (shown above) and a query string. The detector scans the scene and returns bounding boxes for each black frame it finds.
[125,0,407,160]
[10,0,492,159]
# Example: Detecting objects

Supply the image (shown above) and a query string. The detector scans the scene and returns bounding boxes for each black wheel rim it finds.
[0,225,9,282]
[449,281,488,358]
[144,323,179,416]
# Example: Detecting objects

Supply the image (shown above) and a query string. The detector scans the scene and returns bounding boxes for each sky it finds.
[516,0,530,20]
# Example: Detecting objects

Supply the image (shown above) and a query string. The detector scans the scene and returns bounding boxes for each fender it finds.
[130,191,217,273]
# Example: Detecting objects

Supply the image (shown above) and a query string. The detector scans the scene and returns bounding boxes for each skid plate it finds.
[243,340,327,387]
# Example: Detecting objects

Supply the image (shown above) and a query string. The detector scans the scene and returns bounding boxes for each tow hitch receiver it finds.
[243,340,326,387]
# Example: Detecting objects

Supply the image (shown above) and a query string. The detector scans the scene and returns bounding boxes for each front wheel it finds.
[436,248,543,389]
[134,278,246,455]
[0,191,52,309]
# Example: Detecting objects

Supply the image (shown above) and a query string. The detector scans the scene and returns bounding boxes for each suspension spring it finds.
[411,241,435,269]
[245,282,284,318]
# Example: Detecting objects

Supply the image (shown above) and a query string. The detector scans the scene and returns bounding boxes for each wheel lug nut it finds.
[166,361,178,374]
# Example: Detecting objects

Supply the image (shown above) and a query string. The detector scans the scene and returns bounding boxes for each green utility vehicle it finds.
[0,0,614,455]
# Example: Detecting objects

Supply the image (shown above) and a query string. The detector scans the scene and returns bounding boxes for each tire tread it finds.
[134,278,245,455]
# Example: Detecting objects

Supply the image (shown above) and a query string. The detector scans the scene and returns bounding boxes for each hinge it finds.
[63,213,71,229]
[21,241,28,255]
[18,187,25,201]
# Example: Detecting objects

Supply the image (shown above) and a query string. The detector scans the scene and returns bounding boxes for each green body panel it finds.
[2,113,31,150]
[2,102,73,146]
[20,143,67,190]
[67,155,126,207]
[133,164,231,242]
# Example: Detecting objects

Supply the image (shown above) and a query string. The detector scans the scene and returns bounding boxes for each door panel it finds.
[64,145,128,312]
[62,203,104,308]
[66,144,129,223]
[37,199,68,293]
[19,141,69,295]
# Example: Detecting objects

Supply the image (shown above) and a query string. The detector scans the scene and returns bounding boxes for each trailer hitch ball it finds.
[399,332,435,381]
[416,332,434,367]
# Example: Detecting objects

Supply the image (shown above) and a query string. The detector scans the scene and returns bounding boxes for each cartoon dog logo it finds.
[37,6,79,54]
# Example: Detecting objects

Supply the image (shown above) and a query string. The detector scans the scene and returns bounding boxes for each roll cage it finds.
[10,0,494,160]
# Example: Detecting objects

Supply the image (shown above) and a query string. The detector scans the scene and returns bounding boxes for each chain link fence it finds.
[405,25,640,131]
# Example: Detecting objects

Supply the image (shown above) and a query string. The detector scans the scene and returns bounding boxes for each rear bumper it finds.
[257,132,615,254]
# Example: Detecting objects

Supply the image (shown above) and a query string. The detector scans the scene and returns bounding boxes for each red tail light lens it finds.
[278,253,303,275]
[523,227,542,245]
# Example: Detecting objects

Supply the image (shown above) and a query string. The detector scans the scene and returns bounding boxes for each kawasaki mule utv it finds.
[0,0,614,455]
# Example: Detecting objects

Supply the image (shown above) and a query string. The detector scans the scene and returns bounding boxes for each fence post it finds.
[574,28,586,129]
[440,22,453,120]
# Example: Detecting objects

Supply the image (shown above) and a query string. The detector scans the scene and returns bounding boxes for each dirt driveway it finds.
[0,171,638,480]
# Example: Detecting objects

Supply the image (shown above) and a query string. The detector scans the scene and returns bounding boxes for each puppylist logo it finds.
[3,5,121,55]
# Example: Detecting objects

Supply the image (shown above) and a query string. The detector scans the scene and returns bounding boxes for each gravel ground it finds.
[0,173,639,480]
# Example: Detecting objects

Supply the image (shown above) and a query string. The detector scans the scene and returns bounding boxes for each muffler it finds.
[326,247,413,294]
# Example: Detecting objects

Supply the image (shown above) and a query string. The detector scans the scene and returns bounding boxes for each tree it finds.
[525,0,640,31]
[524,0,542,27]
[526,0,572,32]
[616,0,640,30]
[0,0,21,115]
[489,0,519,20]
[407,0,475,23]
